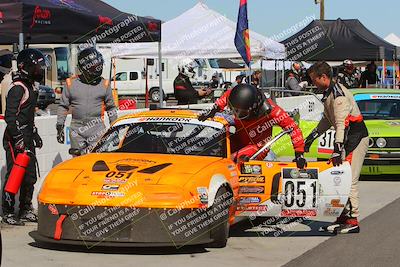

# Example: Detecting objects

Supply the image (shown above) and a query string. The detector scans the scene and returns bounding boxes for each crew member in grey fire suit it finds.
[56,48,117,156]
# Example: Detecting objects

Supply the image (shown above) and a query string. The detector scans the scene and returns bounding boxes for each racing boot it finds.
[3,213,25,226]
[19,209,38,222]
[333,218,360,234]
[319,215,347,233]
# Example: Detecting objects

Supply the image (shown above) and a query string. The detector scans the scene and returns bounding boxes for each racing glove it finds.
[13,134,25,152]
[32,126,43,149]
[294,152,307,169]
[304,128,320,153]
[198,104,219,121]
[330,143,344,167]
[56,124,65,144]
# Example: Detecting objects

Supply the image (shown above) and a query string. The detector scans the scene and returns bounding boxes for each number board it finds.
[281,168,319,216]
[318,129,335,154]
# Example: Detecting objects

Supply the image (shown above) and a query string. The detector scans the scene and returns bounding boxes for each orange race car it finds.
[30,109,352,248]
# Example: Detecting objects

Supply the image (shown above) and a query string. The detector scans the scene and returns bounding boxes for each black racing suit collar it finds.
[321,80,335,102]
[78,74,102,85]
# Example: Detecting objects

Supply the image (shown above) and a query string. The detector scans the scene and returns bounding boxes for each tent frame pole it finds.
[18,33,24,51]
[260,58,264,89]
[158,42,163,107]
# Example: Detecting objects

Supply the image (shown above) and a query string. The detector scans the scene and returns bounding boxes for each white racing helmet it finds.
[178,60,198,78]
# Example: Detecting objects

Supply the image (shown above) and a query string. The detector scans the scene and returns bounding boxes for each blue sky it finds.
[104,0,399,40]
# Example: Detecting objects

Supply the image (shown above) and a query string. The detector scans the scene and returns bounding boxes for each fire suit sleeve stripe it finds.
[4,85,25,137]
[174,85,187,90]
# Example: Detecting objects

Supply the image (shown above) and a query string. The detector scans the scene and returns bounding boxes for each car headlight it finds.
[368,138,374,148]
[376,138,387,148]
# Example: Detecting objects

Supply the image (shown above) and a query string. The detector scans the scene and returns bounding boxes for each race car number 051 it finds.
[318,129,335,154]
[282,168,319,210]
[105,171,133,179]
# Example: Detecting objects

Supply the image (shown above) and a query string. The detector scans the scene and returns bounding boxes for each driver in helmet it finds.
[2,48,46,225]
[173,64,211,105]
[56,47,117,156]
[198,84,306,169]
[337,59,360,89]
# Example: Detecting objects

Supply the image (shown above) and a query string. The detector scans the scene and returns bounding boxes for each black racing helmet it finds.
[228,84,271,120]
[17,48,50,82]
[78,47,104,82]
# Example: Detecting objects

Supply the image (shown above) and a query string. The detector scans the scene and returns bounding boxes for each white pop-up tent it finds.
[111,2,286,60]
[385,33,400,47]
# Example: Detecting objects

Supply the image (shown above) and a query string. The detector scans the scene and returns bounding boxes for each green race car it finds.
[272,89,400,175]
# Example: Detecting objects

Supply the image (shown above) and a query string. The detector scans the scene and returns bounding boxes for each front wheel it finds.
[207,187,233,248]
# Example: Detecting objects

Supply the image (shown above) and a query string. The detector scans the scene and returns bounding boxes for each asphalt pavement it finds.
[1,178,400,267]
[284,196,400,267]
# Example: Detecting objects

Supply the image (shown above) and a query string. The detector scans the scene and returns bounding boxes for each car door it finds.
[129,71,142,95]
[114,72,128,95]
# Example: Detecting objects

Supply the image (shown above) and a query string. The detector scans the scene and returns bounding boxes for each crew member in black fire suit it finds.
[173,65,211,105]
[2,49,47,225]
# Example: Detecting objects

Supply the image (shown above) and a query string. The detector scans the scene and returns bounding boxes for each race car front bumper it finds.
[33,203,214,248]
[362,151,400,175]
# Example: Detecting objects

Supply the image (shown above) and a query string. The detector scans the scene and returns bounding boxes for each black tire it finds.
[149,87,166,103]
[207,187,233,248]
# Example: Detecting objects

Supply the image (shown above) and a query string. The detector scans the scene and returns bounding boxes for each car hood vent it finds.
[92,160,110,172]
[116,164,138,172]
[137,163,172,174]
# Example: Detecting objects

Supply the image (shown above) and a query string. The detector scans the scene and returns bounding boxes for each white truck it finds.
[111,59,243,102]
[113,69,174,102]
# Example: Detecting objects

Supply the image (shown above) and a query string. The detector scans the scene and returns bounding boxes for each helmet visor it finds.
[37,55,51,70]
[231,107,251,120]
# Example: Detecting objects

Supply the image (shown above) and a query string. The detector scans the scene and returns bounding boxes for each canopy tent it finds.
[111,2,285,60]
[282,18,396,61]
[0,0,164,106]
[0,0,161,44]
[385,33,400,47]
